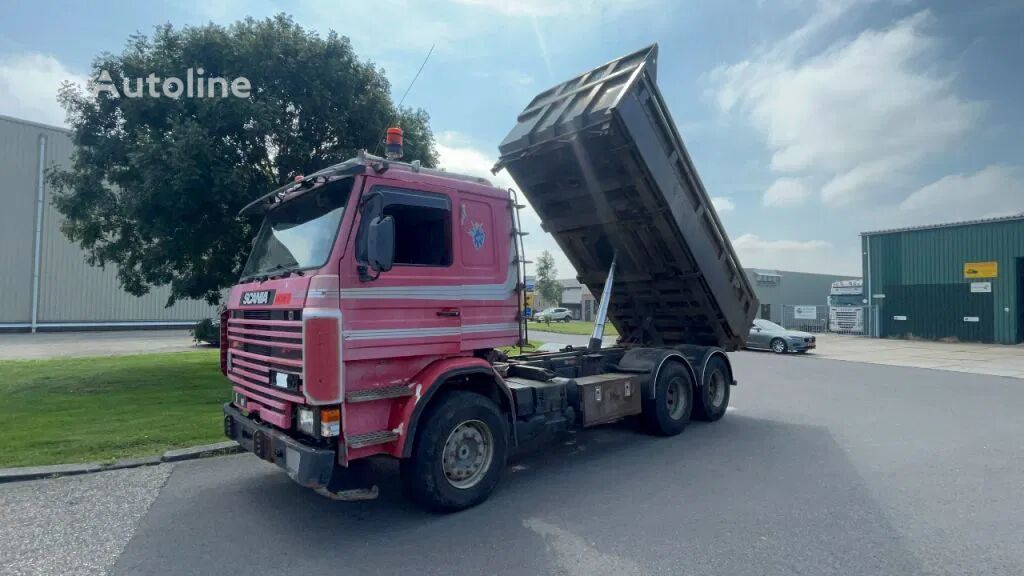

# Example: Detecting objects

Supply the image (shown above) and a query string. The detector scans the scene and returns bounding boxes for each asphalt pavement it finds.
[4,352,1024,575]
[0,330,202,360]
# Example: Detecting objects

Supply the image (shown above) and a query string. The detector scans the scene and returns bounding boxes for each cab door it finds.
[342,177,461,358]
[455,190,518,351]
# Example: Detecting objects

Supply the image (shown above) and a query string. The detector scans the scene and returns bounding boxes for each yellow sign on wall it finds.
[964,261,998,278]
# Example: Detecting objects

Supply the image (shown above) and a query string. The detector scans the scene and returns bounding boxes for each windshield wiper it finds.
[247,264,304,282]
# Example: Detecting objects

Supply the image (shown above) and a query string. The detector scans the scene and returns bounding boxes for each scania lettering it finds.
[220,45,759,511]
[240,290,273,306]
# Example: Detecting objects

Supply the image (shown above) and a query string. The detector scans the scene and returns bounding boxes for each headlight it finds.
[297,408,316,436]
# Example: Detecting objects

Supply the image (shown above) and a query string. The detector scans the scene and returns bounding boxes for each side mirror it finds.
[367,215,395,273]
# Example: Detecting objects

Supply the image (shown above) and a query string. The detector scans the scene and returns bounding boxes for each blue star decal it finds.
[469,222,486,250]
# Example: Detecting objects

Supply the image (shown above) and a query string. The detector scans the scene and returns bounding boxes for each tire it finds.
[693,355,731,422]
[400,391,508,512]
[770,338,787,354]
[642,361,693,436]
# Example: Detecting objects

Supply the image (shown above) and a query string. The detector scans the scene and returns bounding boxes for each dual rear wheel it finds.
[641,355,731,435]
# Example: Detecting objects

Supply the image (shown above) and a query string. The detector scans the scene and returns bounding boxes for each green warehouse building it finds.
[862,215,1024,344]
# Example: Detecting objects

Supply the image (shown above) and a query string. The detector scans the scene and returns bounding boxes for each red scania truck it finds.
[221,45,758,511]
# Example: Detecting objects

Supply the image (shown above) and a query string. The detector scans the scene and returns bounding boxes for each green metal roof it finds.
[861,214,1024,237]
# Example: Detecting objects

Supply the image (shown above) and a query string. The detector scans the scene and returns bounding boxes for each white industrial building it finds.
[0,114,218,331]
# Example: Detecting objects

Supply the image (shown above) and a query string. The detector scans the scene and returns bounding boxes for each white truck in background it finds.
[828,279,865,334]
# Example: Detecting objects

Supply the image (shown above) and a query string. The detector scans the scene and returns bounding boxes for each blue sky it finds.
[2,0,1022,278]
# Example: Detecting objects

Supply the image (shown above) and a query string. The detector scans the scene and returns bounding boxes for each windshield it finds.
[240,178,353,280]
[830,294,864,306]
[754,319,784,331]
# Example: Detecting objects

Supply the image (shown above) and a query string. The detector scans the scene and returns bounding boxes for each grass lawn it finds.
[0,350,226,467]
[496,340,544,355]
[527,320,619,337]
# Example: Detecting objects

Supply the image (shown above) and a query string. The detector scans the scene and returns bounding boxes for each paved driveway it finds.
[4,352,1023,575]
[0,330,203,360]
[807,333,1024,378]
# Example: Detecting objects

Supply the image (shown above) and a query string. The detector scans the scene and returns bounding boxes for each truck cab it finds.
[222,152,520,472]
[828,279,865,333]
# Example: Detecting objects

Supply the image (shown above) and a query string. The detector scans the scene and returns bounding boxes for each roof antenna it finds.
[374,43,435,156]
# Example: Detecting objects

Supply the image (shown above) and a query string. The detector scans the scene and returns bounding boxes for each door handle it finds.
[437,309,461,317]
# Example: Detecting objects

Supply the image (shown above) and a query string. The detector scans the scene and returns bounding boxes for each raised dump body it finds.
[495,44,757,350]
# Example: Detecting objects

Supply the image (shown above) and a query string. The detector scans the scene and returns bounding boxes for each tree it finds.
[48,14,439,305]
[535,250,562,309]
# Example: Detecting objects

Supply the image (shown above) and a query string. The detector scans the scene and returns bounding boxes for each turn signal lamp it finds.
[320,408,340,437]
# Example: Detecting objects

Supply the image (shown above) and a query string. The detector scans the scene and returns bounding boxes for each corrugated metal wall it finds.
[744,269,859,324]
[863,218,1024,344]
[0,117,40,324]
[0,115,218,329]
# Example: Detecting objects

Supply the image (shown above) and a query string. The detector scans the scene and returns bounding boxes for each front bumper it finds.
[223,403,335,489]
[788,339,816,351]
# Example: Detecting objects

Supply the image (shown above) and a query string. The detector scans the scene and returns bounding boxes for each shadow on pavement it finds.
[114,414,921,576]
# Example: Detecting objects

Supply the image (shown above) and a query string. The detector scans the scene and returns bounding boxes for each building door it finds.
[1017,258,1024,343]
[760,303,771,320]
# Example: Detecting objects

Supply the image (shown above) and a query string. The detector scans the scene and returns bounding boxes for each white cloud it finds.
[452,0,658,17]
[712,196,735,213]
[710,9,982,206]
[435,132,578,278]
[762,177,810,207]
[302,1,458,59]
[473,69,535,87]
[453,0,577,17]
[898,165,1024,226]
[733,233,858,274]
[0,52,86,127]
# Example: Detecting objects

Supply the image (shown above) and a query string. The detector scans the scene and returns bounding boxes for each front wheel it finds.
[401,391,508,512]
[693,355,731,422]
[642,362,693,436]
[770,338,787,354]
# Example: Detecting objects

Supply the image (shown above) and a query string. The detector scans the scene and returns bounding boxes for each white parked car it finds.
[534,307,574,322]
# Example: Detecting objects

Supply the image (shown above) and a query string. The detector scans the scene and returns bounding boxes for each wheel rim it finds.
[665,377,687,420]
[772,339,785,353]
[442,419,494,489]
[707,370,726,408]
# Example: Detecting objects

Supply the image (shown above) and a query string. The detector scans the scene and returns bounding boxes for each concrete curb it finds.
[162,440,241,462]
[0,441,242,484]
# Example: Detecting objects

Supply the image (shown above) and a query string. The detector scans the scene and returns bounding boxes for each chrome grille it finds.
[226,309,304,428]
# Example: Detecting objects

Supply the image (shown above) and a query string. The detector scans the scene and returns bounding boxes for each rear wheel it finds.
[770,338,787,354]
[693,355,730,422]
[401,391,507,512]
[642,362,693,436]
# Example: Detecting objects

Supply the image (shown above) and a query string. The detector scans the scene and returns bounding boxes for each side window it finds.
[377,188,452,267]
